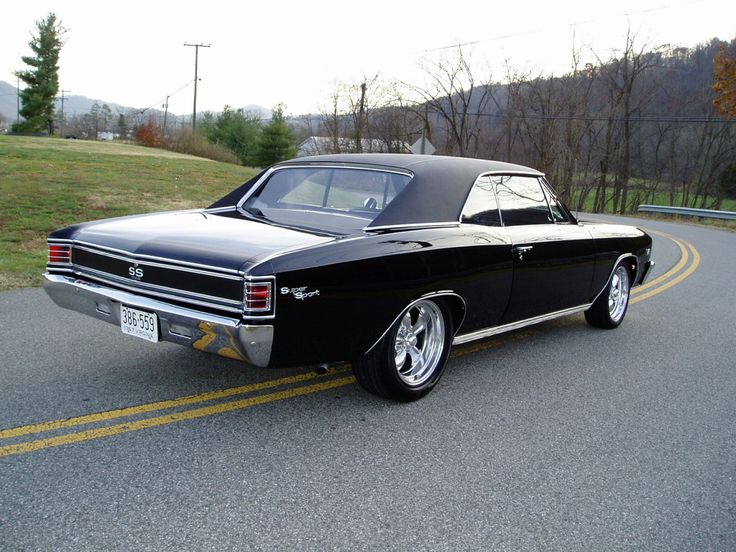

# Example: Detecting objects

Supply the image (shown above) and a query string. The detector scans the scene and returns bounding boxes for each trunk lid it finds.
[71,210,332,273]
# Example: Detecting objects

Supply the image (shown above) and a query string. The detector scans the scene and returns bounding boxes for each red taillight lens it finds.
[244,281,272,312]
[48,244,72,264]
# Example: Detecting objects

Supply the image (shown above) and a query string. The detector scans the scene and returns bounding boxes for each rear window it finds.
[240,167,411,234]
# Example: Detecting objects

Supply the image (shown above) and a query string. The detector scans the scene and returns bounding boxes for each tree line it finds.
[301,34,736,212]
[11,13,736,212]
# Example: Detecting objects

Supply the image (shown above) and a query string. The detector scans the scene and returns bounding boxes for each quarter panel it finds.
[262,228,513,366]
[584,224,652,298]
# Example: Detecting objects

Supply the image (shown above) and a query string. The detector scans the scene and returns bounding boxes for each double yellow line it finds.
[0,368,355,457]
[631,230,700,304]
[0,230,700,458]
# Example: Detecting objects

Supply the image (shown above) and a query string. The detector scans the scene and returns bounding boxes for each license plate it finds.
[120,305,159,343]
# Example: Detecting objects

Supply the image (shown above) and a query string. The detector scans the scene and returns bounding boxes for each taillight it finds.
[48,244,72,264]
[244,281,272,313]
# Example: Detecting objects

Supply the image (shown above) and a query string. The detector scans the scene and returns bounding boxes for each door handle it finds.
[513,245,533,260]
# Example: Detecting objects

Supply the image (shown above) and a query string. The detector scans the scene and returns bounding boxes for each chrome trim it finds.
[235,165,414,215]
[48,238,75,244]
[203,206,237,214]
[243,276,276,315]
[71,267,244,314]
[364,222,461,232]
[74,245,243,280]
[456,171,542,225]
[43,274,273,367]
[590,253,638,305]
[365,291,466,354]
[453,304,592,345]
[48,240,74,266]
[73,240,243,275]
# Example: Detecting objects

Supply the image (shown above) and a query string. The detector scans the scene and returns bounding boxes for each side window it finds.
[494,175,552,226]
[461,175,501,227]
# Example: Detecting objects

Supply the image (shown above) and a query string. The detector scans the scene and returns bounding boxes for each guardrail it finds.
[638,204,736,220]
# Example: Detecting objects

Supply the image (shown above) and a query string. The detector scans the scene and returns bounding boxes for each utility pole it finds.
[421,102,429,154]
[58,89,71,136]
[162,95,170,139]
[184,42,210,131]
[16,76,20,125]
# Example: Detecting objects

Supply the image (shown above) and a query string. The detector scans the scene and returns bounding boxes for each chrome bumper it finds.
[43,273,273,367]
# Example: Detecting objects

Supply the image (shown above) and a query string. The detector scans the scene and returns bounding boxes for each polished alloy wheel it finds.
[393,300,445,387]
[608,265,630,323]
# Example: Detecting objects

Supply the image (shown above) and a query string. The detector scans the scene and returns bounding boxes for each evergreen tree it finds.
[117,114,128,139]
[12,13,66,134]
[201,106,262,165]
[254,105,297,166]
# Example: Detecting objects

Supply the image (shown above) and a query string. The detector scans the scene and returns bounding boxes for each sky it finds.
[1,0,734,117]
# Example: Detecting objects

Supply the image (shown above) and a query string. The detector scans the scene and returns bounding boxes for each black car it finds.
[44,154,653,400]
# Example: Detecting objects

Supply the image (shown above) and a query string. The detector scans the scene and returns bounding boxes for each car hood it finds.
[65,210,333,272]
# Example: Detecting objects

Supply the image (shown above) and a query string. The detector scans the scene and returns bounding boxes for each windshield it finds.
[240,166,411,234]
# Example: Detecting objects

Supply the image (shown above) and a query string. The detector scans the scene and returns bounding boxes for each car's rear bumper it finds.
[43,273,273,367]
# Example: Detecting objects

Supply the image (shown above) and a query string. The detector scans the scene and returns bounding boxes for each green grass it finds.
[0,135,258,290]
[569,184,736,214]
[568,182,736,231]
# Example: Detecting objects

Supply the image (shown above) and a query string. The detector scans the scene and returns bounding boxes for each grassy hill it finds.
[0,136,259,290]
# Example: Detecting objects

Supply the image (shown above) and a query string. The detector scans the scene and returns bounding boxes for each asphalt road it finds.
[1,215,734,551]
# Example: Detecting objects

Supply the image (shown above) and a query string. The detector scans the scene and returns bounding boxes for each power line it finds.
[419,0,709,54]
[450,110,735,124]
[138,81,192,115]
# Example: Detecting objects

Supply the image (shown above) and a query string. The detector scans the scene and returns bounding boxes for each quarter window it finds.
[461,176,501,226]
[494,175,552,226]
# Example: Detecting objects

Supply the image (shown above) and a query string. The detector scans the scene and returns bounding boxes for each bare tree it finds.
[404,47,494,157]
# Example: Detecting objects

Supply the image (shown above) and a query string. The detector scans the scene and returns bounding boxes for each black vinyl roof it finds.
[210,154,543,228]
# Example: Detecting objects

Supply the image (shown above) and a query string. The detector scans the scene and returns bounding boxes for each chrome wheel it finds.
[393,300,446,387]
[608,265,630,323]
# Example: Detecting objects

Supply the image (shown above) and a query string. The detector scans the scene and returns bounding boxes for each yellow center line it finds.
[0,367,348,440]
[632,236,688,294]
[631,239,700,304]
[0,376,357,457]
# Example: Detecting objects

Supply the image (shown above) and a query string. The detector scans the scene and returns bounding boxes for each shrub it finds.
[163,128,240,164]
[134,118,161,147]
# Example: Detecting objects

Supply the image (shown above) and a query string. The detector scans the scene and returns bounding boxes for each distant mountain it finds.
[0,80,271,126]
[0,80,137,126]
[0,80,19,124]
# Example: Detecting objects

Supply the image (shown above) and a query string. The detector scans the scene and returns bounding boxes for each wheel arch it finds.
[591,253,638,305]
[363,291,466,356]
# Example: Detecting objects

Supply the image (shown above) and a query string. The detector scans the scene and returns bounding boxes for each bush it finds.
[163,128,240,164]
[134,118,161,147]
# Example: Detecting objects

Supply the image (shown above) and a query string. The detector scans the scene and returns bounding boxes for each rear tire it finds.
[585,261,631,329]
[353,299,453,401]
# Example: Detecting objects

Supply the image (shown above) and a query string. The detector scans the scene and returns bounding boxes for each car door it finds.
[456,175,515,333]
[493,175,596,324]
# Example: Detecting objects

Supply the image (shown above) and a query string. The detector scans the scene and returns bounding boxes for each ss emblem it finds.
[129,266,144,279]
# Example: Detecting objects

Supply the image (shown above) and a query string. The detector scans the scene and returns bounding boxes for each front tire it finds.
[353,299,453,401]
[585,261,631,329]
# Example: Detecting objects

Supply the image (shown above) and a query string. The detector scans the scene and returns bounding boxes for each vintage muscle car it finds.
[44,154,653,400]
